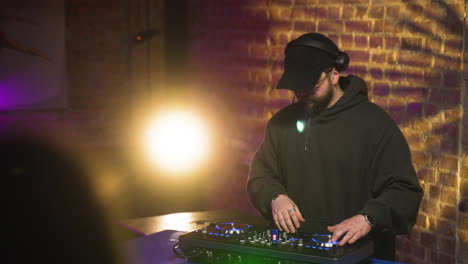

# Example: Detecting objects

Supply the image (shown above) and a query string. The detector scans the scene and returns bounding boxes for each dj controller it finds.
[177,222,374,264]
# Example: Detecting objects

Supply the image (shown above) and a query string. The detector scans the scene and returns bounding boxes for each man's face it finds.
[295,72,334,114]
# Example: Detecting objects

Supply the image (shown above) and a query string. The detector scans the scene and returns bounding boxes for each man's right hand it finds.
[271,194,306,233]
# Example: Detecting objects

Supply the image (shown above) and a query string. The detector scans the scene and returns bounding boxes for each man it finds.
[246,33,423,260]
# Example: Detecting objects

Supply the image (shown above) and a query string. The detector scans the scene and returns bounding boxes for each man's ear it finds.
[331,68,340,85]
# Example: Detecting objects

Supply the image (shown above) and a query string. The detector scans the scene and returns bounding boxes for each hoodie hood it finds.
[311,74,368,122]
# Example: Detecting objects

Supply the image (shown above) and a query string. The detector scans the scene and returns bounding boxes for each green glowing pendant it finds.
[296,120,305,133]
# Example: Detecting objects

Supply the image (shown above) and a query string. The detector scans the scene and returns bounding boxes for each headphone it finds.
[285,38,350,72]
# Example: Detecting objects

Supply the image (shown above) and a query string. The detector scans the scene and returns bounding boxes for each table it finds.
[119,209,269,235]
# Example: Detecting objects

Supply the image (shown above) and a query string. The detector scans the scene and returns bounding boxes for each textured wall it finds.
[187,0,466,263]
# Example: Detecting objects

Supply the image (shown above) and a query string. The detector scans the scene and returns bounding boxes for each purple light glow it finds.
[0,0,67,111]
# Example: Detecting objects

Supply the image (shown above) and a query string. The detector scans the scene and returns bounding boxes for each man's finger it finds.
[331,227,345,242]
[273,213,282,231]
[289,211,301,228]
[339,231,354,246]
[294,207,306,222]
[281,211,294,233]
[278,214,290,233]
[327,225,336,232]
[347,231,362,244]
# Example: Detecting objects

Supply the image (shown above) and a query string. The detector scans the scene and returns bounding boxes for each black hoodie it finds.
[247,75,423,260]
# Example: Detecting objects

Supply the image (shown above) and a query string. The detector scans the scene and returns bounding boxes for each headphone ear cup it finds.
[335,51,349,72]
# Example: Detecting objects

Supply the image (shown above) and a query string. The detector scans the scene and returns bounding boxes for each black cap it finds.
[276,33,339,92]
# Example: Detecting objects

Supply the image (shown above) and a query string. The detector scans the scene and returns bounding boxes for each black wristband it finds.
[360,213,375,229]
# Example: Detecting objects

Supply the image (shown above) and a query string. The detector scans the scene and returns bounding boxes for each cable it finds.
[172,241,202,259]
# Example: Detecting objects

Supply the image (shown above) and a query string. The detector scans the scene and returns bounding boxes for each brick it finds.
[372,20,384,33]
[439,237,456,255]
[409,227,420,241]
[440,188,458,204]
[393,86,428,100]
[438,219,456,237]
[384,37,400,49]
[440,204,457,221]
[383,20,404,33]
[413,151,431,168]
[370,68,383,79]
[402,37,423,51]
[294,21,316,32]
[345,21,371,32]
[328,7,341,18]
[441,139,458,155]
[386,5,400,18]
[370,52,386,63]
[369,36,383,49]
[369,6,384,18]
[429,185,441,200]
[406,3,423,17]
[429,89,460,105]
[416,168,434,183]
[430,250,455,264]
[409,240,426,260]
[407,69,424,83]
[354,6,368,18]
[444,70,463,87]
[388,112,408,125]
[462,164,468,179]
[445,38,463,54]
[385,69,405,82]
[372,83,389,96]
[407,102,423,116]
[318,20,343,32]
[346,65,367,76]
[438,155,459,171]
[424,71,442,86]
[355,36,368,48]
[412,119,432,133]
[341,0,368,3]
[398,51,431,67]
[434,123,459,138]
[425,38,443,53]
[407,21,434,36]
[389,99,405,112]
[420,231,436,248]
[434,54,462,70]
[373,98,389,110]
[415,214,428,229]
[340,34,353,47]
[387,52,398,64]
[424,103,440,116]
[303,7,328,19]
[442,18,464,36]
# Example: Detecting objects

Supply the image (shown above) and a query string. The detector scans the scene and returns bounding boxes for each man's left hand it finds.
[327,215,371,246]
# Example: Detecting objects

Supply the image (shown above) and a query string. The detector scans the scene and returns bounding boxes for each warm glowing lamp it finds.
[144,111,210,172]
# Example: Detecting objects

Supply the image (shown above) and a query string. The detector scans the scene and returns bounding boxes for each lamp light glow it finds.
[145,111,209,172]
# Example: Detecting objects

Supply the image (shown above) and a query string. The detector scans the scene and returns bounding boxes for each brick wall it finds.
[187,0,466,263]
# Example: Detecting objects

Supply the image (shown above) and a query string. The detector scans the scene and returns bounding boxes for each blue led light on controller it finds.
[311,238,340,244]
[215,222,251,232]
[311,234,340,245]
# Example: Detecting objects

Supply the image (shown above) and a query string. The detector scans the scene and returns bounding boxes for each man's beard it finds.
[297,82,334,115]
